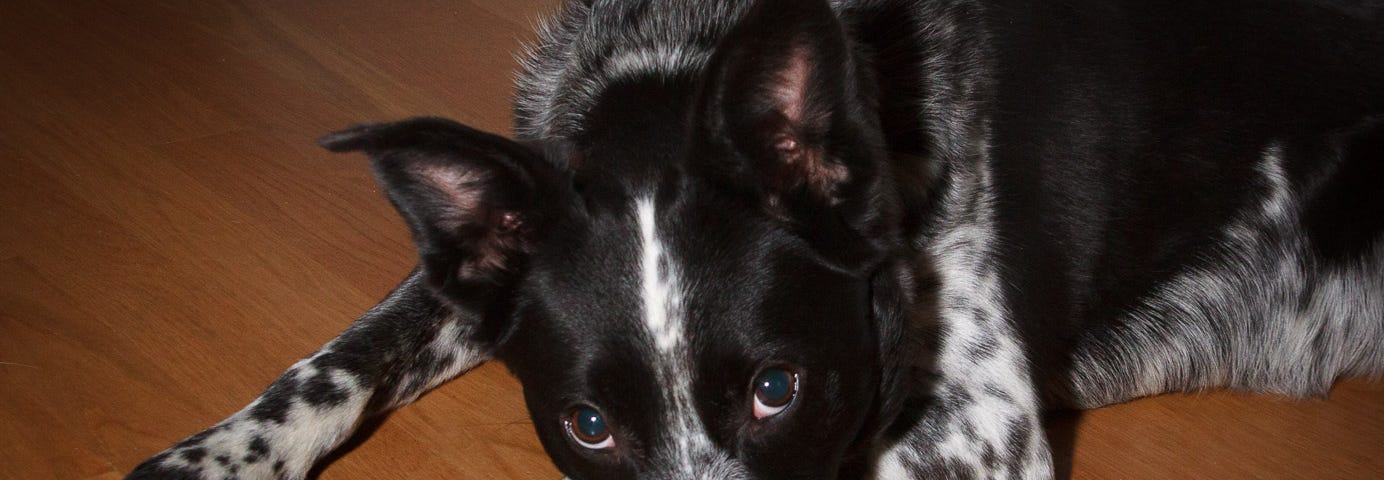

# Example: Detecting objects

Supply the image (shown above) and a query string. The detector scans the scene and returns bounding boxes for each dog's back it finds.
[969,0,1384,406]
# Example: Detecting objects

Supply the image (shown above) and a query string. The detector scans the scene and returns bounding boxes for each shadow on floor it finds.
[1045,409,1084,480]
[308,412,393,480]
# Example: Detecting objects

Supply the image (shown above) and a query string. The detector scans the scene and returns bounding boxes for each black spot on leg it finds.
[243,436,270,463]
[302,371,349,407]
[959,418,979,439]
[921,458,974,479]
[970,306,990,324]
[982,383,1013,402]
[249,394,292,424]
[180,447,207,464]
[273,460,285,473]
[311,349,382,389]
[981,442,999,469]
[966,334,1000,360]
[937,383,974,410]
[249,372,300,424]
[214,454,231,466]
[1009,417,1034,450]
[1003,417,1035,470]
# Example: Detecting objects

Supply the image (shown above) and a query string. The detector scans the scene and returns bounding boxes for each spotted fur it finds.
[128,271,488,479]
[1062,135,1384,408]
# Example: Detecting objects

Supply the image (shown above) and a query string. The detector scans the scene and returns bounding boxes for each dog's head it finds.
[321,1,917,477]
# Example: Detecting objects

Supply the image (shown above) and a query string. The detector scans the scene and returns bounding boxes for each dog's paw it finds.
[127,420,301,480]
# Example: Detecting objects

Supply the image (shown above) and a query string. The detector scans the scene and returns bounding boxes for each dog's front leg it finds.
[877,308,1054,479]
[877,228,1055,478]
[127,268,487,480]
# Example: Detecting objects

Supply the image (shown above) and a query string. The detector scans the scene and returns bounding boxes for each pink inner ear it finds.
[771,47,813,127]
[412,162,490,231]
[410,163,533,277]
[765,49,850,200]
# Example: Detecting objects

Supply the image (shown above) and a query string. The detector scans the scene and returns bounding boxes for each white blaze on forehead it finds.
[638,197,684,351]
[634,196,744,476]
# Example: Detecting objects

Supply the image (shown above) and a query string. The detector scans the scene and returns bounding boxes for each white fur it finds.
[871,446,913,480]
[604,45,704,84]
[269,366,368,476]
[146,357,371,480]
[635,197,748,478]
[638,198,685,353]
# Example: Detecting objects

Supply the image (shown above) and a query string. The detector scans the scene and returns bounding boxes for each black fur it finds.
[128,1,1383,479]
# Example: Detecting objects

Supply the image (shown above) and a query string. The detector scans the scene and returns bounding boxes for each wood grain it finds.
[0,1,1378,478]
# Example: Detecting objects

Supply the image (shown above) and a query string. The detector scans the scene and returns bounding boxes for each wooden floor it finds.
[0,1,1379,479]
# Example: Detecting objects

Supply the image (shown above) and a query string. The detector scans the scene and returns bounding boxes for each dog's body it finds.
[130,1,1383,479]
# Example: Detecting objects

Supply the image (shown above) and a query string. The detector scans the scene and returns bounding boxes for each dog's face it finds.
[499,179,882,479]
[320,2,912,478]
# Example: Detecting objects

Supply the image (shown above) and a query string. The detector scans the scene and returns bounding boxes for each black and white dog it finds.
[129,0,1383,478]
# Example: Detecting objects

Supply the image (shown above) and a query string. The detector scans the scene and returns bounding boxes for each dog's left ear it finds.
[697,0,916,453]
[694,0,901,275]
[694,0,891,235]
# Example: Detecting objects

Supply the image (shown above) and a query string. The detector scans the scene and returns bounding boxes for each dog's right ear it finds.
[319,117,567,308]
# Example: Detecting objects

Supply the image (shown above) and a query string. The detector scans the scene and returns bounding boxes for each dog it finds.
[127,0,1383,478]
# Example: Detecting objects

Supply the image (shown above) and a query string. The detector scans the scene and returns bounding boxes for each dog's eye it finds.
[752,367,798,419]
[565,406,615,450]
